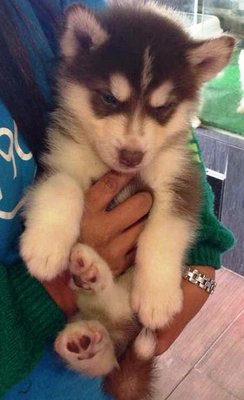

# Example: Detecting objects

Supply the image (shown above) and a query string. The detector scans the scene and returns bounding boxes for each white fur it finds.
[20,173,84,280]
[130,148,191,329]
[141,46,153,92]
[60,82,100,134]
[134,328,157,360]
[131,214,187,328]
[61,5,109,58]
[110,73,132,102]
[149,80,174,108]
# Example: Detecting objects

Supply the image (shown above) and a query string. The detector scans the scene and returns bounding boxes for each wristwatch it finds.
[183,266,217,294]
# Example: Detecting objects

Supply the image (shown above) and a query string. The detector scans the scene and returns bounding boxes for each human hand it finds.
[43,171,152,316]
[155,266,216,355]
[80,171,152,276]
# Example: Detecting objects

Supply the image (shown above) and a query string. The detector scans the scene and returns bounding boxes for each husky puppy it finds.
[20,1,234,399]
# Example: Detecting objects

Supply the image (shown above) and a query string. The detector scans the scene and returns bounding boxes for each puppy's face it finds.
[59,1,234,172]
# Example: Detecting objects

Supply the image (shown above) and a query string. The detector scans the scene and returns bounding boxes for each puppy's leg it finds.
[70,244,132,322]
[133,328,157,360]
[20,173,84,281]
[55,320,118,376]
[69,243,114,293]
[131,152,200,330]
[131,199,192,330]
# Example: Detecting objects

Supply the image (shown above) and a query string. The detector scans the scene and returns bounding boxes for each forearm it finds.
[155,265,215,355]
[43,271,77,317]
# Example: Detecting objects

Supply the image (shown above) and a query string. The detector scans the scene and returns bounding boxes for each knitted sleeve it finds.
[0,263,65,397]
[185,133,236,269]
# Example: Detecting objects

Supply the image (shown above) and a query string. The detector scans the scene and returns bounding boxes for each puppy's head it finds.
[59,0,234,172]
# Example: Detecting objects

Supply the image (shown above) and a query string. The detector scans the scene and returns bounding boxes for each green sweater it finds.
[0,134,235,397]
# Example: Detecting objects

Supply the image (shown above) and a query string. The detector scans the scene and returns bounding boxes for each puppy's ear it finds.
[60,4,109,59]
[187,35,235,82]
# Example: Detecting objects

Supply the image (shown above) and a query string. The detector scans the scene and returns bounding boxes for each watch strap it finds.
[183,266,217,294]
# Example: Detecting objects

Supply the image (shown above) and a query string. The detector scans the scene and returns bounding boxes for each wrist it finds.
[155,265,215,355]
[42,271,78,318]
[183,265,216,294]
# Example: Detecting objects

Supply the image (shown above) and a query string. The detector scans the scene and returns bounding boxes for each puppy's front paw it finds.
[69,243,113,292]
[131,274,183,329]
[20,227,73,281]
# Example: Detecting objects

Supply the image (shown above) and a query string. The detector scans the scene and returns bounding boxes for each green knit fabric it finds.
[0,263,66,397]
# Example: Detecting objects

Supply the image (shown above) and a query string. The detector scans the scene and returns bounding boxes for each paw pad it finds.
[79,335,91,350]
[77,257,85,268]
[67,341,80,354]
[66,335,92,354]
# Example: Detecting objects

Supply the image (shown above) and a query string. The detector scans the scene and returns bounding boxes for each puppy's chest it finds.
[107,176,152,211]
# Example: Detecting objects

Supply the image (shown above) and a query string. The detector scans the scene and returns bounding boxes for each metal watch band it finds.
[183,266,217,294]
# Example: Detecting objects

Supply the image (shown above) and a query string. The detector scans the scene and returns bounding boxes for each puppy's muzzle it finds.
[119,149,144,167]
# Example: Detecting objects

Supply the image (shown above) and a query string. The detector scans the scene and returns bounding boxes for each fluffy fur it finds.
[20,1,235,399]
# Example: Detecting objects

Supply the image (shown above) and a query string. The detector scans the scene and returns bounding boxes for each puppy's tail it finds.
[104,329,156,400]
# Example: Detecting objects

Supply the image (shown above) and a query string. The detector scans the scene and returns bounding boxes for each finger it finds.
[108,192,152,233]
[121,219,146,248]
[106,220,145,276]
[111,249,136,277]
[86,171,134,211]
[113,219,145,255]
[125,249,136,269]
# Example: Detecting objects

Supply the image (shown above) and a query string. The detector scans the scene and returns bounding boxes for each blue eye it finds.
[101,92,118,106]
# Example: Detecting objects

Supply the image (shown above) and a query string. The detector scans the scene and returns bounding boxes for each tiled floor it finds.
[154,268,244,400]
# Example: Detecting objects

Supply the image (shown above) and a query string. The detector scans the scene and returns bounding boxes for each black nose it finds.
[119,149,144,167]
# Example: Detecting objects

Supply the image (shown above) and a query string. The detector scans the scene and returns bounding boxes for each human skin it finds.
[43,171,215,354]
